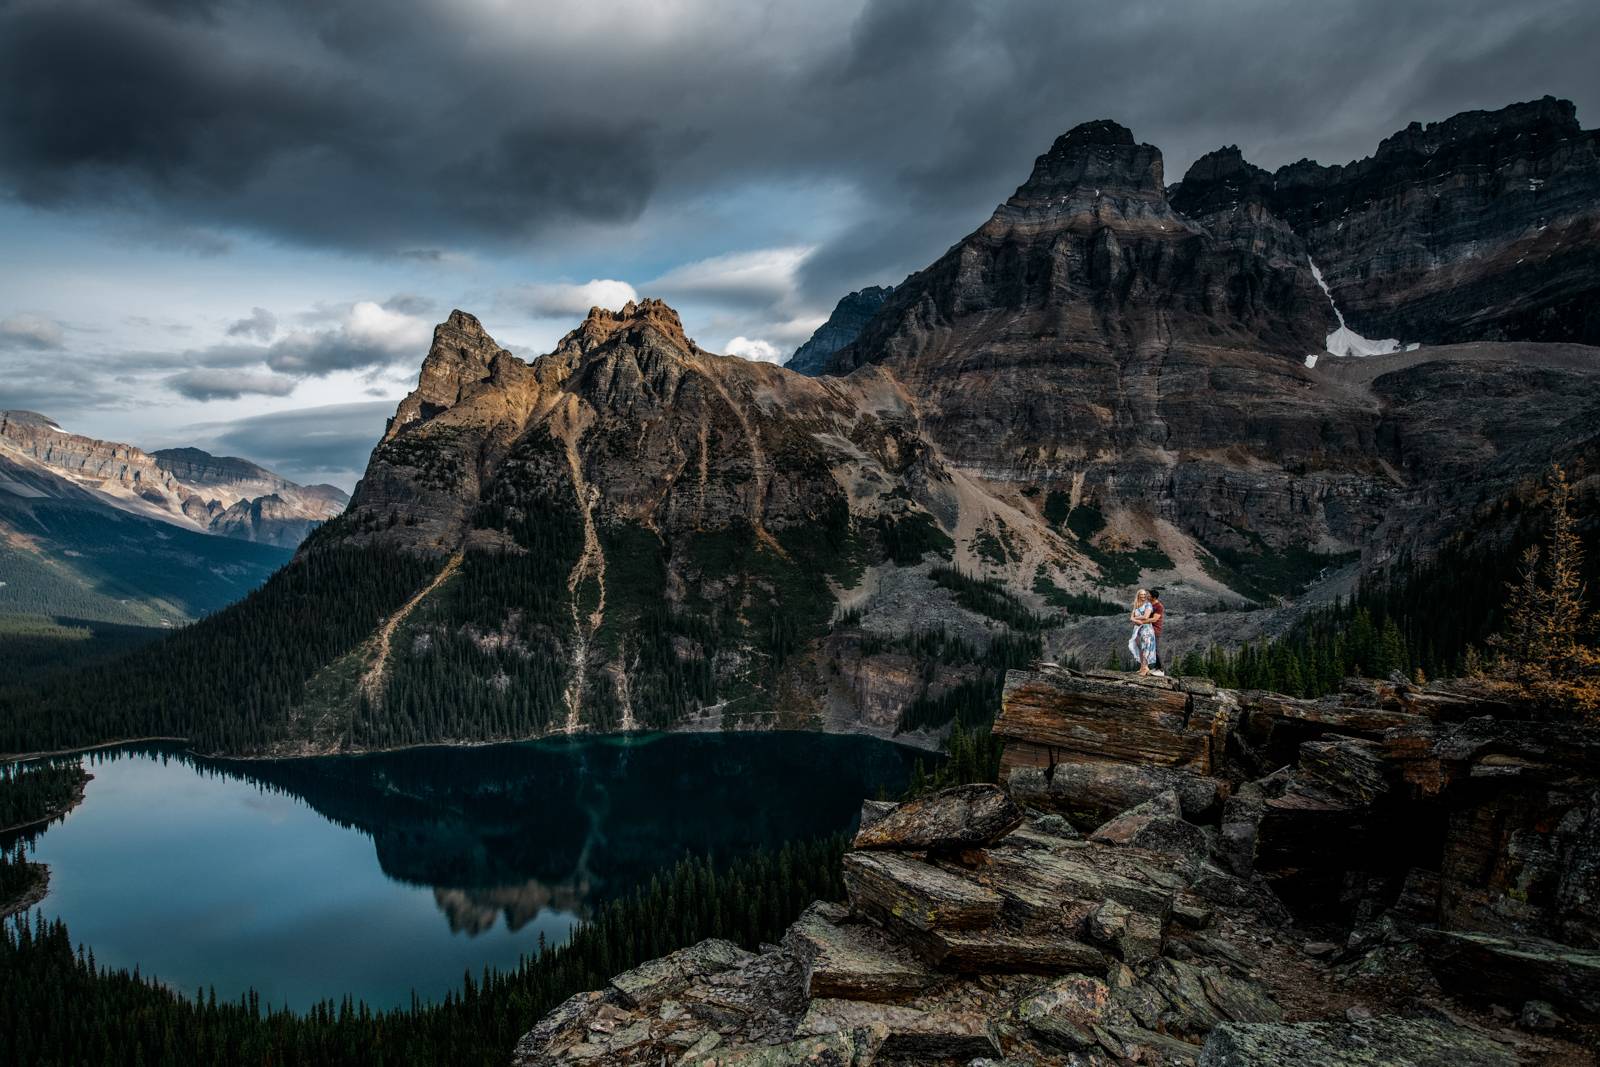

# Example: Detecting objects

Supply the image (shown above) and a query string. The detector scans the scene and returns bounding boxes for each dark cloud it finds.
[0,0,1594,305]
[0,4,367,201]
[195,401,394,489]
[225,307,277,341]
[165,368,297,401]
[380,293,437,316]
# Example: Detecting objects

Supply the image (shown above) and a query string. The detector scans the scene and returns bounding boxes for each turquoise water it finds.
[10,732,918,1011]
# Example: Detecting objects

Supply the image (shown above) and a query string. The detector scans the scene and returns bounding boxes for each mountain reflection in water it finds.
[194,730,920,919]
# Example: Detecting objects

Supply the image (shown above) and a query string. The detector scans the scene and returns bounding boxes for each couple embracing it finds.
[1128,588,1165,677]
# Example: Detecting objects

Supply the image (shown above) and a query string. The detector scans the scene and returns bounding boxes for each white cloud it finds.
[166,369,299,401]
[501,279,639,318]
[0,313,65,350]
[265,301,433,376]
[724,336,784,363]
[647,246,813,308]
[345,300,433,351]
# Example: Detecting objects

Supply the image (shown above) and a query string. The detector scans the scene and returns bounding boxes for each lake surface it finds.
[8,732,919,1011]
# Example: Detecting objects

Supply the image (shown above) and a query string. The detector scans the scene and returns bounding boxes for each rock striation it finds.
[514,672,1600,1063]
[825,111,1600,573]
[1252,97,1600,348]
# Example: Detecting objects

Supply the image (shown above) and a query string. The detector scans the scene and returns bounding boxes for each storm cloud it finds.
[1,0,1595,487]
[2,0,1593,299]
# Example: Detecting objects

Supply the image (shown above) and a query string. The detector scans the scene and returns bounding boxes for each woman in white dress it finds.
[1128,589,1156,676]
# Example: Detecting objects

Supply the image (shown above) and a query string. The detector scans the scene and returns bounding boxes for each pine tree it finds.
[1495,465,1600,716]
[1499,544,1544,673]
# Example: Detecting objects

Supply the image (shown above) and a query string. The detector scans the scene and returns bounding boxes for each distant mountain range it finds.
[0,411,347,546]
[0,411,347,625]
[4,96,1596,756]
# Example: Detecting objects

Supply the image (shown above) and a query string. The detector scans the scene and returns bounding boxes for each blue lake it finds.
[9,732,919,1011]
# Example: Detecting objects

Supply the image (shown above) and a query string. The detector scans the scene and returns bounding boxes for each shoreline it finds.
[2,736,188,764]
[189,723,942,764]
[0,864,50,919]
[4,722,945,767]
[0,768,94,838]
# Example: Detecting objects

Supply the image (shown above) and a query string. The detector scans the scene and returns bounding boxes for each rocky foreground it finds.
[513,671,1599,1065]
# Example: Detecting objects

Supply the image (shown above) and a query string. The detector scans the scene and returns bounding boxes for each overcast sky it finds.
[1,0,1595,490]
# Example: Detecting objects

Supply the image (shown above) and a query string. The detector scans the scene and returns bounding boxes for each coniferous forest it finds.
[0,545,437,755]
[0,761,88,833]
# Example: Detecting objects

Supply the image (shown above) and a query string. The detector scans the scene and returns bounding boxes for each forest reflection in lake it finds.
[11,731,918,1010]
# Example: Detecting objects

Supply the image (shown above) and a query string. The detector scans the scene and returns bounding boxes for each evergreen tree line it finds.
[904,718,1003,797]
[893,630,1042,734]
[1495,466,1600,714]
[0,761,89,831]
[928,566,1054,631]
[1165,473,1598,700]
[0,835,847,1067]
[0,842,39,908]
[0,617,164,688]
[0,548,438,756]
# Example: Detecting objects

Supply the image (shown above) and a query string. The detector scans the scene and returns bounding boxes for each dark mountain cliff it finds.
[786,285,894,376]
[1174,96,1600,346]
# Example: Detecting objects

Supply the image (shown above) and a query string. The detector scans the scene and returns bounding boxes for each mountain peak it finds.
[443,309,489,336]
[1052,118,1137,150]
[1169,145,1275,218]
[562,297,693,355]
[1007,119,1166,211]
[787,286,895,376]
[0,409,61,430]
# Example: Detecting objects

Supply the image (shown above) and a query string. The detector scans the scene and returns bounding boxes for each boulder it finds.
[915,928,1106,973]
[1090,788,1211,862]
[1423,930,1600,1020]
[797,999,1000,1060]
[609,938,752,1008]
[783,903,939,1001]
[1007,760,1226,828]
[850,784,1023,852]
[856,799,896,833]
[679,1032,861,1066]
[1198,1017,1519,1066]
[1017,974,1137,1052]
[1200,971,1282,1024]
[1085,899,1163,964]
[842,851,1002,932]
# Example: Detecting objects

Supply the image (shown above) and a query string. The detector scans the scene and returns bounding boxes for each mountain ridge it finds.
[0,411,348,548]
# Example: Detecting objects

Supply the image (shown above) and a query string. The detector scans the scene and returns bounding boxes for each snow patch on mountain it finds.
[1308,258,1408,359]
